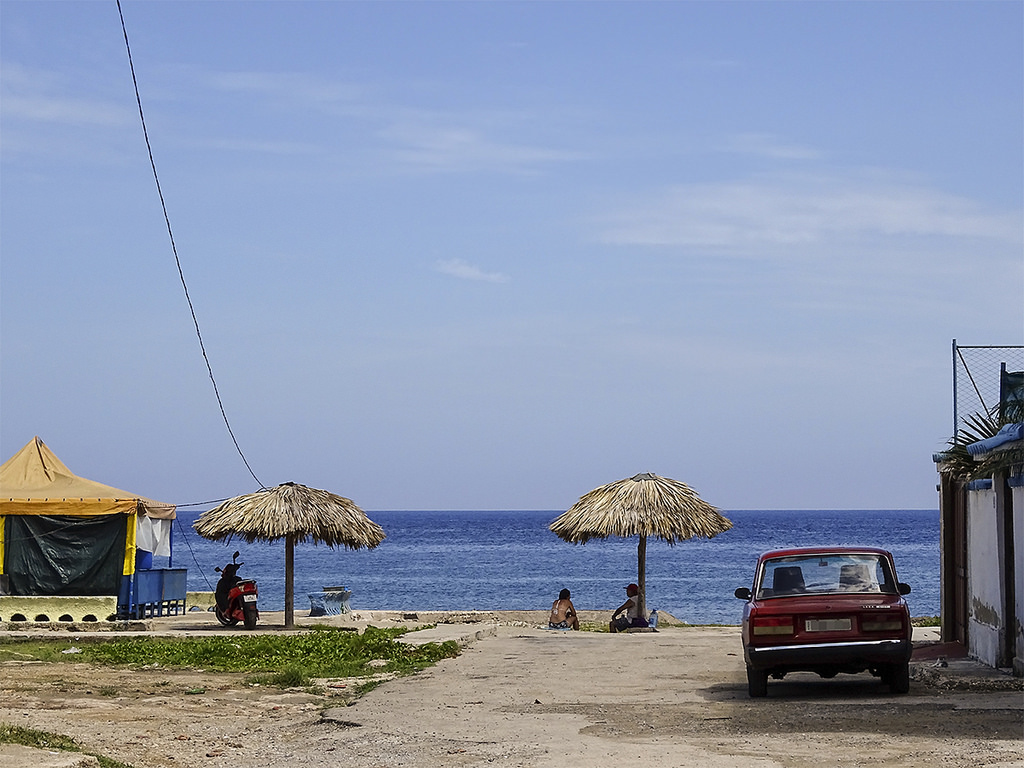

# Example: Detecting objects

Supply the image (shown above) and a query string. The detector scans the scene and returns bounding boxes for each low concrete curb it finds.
[911,658,1023,691]
[399,622,498,647]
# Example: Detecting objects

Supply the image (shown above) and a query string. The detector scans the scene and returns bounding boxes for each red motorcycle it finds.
[214,551,259,629]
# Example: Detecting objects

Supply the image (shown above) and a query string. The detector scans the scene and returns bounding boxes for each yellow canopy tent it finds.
[0,437,175,598]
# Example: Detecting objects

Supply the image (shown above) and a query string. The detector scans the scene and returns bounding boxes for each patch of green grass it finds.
[0,627,459,687]
[0,641,79,663]
[249,664,311,689]
[353,678,385,696]
[912,615,941,627]
[0,723,133,768]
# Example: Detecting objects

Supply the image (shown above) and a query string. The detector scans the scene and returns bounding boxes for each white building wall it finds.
[966,488,1004,667]
[1014,484,1024,677]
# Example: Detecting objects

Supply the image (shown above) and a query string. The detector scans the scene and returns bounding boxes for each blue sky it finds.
[2,1,1021,511]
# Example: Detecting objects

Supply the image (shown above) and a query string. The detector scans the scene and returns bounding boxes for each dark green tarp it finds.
[3,514,127,595]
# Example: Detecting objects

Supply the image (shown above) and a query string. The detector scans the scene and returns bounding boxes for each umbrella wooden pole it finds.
[638,534,647,619]
[285,533,295,628]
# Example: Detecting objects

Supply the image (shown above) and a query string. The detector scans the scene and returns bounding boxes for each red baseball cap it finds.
[625,583,639,594]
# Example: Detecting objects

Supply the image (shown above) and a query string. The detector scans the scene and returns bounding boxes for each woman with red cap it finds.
[609,583,648,632]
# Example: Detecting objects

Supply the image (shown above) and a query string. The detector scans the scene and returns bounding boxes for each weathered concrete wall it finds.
[0,595,118,623]
[966,488,1004,667]
[186,591,215,611]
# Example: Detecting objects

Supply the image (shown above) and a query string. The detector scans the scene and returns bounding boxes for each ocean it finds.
[167,509,939,625]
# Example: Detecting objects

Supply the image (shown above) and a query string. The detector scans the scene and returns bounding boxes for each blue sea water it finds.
[168,509,939,625]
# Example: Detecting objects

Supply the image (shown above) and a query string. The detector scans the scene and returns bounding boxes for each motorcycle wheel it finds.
[242,602,258,629]
[215,605,239,626]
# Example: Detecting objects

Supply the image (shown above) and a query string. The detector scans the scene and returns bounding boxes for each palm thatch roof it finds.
[551,472,731,620]
[550,472,732,544]
[193,481,385,548]
[194,481,384,628]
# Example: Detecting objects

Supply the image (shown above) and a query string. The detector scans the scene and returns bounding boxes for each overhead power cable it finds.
[116,1,263,488]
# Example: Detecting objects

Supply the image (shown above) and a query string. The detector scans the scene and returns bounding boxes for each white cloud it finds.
[207,70,365,106]
[198,137,320,155]
[1,65,128,127]
[203,69,580,174]
[382,122,580,174]
[719,133,823,161]
[1,95,127,126]
[434,258,510,283]
[599,173,1023,251]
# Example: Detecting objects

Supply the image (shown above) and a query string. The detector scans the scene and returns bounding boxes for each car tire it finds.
[887,662,910,694]
[746,665,768,698]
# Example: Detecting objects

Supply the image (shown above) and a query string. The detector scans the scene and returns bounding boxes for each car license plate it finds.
[805,618,851,632]
[242,594,257,603]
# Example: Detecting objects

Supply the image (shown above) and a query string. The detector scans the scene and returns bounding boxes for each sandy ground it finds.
[0,613,1022,768]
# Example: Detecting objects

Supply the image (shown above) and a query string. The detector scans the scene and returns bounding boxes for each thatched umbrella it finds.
[550,472,732,618]
[194,481,385,628]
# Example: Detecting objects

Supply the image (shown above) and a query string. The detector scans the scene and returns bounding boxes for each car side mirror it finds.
[897,582,911,595]
[734,587,751,600]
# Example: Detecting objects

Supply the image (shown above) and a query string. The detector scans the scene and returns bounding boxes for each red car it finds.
[734,546,913,697]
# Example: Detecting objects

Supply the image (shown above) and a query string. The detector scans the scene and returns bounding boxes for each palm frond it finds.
[938,409,1023,482]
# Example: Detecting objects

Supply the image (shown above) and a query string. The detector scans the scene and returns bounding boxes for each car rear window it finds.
[756,553,897,599]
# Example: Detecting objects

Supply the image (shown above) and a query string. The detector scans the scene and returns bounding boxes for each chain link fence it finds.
[952,341,1024,437]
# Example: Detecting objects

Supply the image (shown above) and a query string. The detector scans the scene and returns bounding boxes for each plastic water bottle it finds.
[649,610,658,628]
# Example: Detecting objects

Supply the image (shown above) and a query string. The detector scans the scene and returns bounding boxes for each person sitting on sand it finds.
[610,583,648,632]
[549,588,579,630]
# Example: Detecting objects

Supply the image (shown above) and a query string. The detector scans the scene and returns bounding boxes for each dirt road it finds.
[1,624,1021,768]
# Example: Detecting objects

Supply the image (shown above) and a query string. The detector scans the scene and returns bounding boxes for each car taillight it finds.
[752,616,794,635]
[861,618,903,632]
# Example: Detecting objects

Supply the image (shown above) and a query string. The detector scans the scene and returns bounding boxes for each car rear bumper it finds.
[746,638,911,670]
